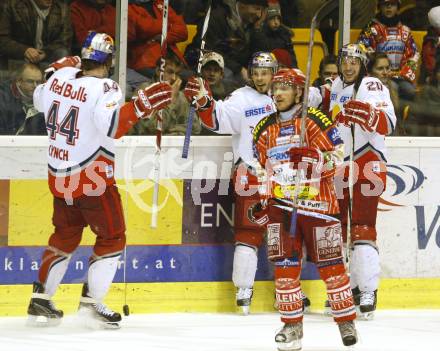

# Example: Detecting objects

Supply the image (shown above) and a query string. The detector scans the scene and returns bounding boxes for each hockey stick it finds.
[151,0,169,228]
[345,85,358,269]
[181,1,212,159]
[289,0,338,235]
[122,245,129,316]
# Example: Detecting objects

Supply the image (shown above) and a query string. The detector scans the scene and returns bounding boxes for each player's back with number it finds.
[34,66,123,198]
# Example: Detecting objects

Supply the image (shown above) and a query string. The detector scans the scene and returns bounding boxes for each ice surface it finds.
[0,310,438,351]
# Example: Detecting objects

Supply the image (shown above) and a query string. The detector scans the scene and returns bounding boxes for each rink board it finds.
[1,136,440,315]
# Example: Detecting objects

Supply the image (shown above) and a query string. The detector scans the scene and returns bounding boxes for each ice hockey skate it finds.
[275,322,303,351]
[358,290,377,320]
[236,287,253,315]
[77,283,121,329]
[27,281,63,327]
[338,320,358,347]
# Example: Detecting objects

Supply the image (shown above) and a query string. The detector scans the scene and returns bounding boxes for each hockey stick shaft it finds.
[151,0,169,228]
[182,2,212,159]
[289,0,337,235]
[346,87,358,268]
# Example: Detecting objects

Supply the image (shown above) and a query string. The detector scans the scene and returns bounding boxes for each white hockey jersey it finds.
[213,85,322,165]
[34,67,133,199]
[329,76,396,178]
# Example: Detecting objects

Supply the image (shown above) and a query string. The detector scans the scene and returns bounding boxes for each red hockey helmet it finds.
[271,68,306,88]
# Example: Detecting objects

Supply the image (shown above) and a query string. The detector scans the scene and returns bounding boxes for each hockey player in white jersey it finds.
[184,52,322,314]
[330,43,396,319]
[27,32,172,328]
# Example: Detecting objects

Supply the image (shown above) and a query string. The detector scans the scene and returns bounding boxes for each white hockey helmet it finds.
[81,31,115,64]
[338,43,369,68]
[248,51,278,75]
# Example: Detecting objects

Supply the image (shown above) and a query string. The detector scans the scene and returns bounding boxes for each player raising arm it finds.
[330,43,396,320]
[27,32,172,328]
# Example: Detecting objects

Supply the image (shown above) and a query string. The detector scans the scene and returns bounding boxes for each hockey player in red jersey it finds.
[330,43,396,320]
[252,68,358,350]
[27,32,172,328]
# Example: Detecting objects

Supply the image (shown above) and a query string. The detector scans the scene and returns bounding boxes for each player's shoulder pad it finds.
[252,113,277,142]
[307,106,334,130]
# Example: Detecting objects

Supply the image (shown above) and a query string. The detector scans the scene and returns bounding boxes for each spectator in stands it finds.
[199,50,238,135]
[358,0,419,101]
[128,0,188,78]
[313,54,338,87]
[130,51,200,136]
[420,6,440,84]
[71,0,146,100]
[0,63,44,135]
[409,61,440,136]
[71,1,121,51]
[186,0,268,84]
[250,3,297,68]
[201,51,238,100]
[0,0,72,68]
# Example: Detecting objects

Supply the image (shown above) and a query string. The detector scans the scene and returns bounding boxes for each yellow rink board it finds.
[1,279,440,316]
[7,179,184,246]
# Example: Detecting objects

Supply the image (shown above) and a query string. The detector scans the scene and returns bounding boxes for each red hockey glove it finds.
[133,81,172,120]
[400,65,416,84]
[247,201,269,226]
[44,56,81,80]
[341,100,385,133]
[184,76,213,111]
[289,146,324,179]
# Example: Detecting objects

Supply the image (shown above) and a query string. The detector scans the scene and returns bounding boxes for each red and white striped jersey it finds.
[34,67,138,199]
[253,107,344,216]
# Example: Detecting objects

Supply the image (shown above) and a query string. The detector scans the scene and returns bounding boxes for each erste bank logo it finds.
[244,104,272,118]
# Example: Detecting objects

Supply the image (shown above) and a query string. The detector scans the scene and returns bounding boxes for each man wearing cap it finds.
[250,3,298,69]
[188,0,268,83]
[201,51,239,101]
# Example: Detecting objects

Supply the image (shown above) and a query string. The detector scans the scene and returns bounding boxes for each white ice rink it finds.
[0,311,438,351]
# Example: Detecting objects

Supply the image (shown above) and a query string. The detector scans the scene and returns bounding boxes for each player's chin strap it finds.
[289,0,337,236]
[151,0,169,228]
[182,1,212,159]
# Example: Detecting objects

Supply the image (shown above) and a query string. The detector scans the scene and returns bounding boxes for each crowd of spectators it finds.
[0,0,438,136]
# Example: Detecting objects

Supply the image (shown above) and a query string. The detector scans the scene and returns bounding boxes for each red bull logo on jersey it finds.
[245,104,272,118]
[49,78,87,102]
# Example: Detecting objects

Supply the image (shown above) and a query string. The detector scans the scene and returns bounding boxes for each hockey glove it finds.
[340,100,386,133]
[289,146,324,179]
[44,56,81,80]
[133,81,172,120]
[184,76,213,111]
[399,65,416,84]
[247,201,269,226]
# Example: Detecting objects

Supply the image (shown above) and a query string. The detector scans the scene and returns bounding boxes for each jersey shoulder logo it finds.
[252,114,276,142]
[307,107,333,130]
